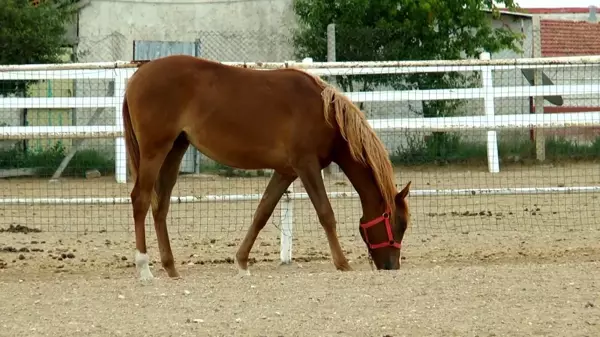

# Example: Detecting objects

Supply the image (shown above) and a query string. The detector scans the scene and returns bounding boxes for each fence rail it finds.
[3,185,600,206]
[2,52,600,176]
[3,111,599,139]
[4,53,600,73]
[2,53,600,263]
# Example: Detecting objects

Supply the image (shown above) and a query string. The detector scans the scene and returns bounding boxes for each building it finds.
[522,6,600,142]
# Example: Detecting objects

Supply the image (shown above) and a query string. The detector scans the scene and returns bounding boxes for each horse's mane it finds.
[294,69,398,210]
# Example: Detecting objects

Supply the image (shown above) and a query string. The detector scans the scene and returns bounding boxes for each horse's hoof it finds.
[169,274,182,280]
[139,269,154,283]
[278,261,294,269]
[234,255,251,277]
[237,268,251,277]
[336,264,353,272]
[166,269,181,279]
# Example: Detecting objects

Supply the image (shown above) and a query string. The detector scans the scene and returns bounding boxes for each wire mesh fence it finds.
[1,30,600,259]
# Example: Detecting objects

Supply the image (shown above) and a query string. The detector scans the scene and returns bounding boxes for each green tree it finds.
[293,0,524,81]
[292,0,525,163]
[0,0,76,96]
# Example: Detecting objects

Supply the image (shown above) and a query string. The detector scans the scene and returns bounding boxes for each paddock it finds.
[3,53,600,336]
[1,163,599,336]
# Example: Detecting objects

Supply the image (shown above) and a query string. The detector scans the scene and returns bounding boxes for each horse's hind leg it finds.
[151,134,190,279]
[132,145,173,282]
[235,172,296,275]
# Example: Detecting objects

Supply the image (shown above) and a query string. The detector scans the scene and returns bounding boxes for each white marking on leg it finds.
[135,250,154,282]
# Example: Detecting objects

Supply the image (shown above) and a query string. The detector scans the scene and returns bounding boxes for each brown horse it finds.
[122,54,412,281]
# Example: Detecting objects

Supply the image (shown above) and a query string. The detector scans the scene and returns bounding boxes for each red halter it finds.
[359,209,402,250]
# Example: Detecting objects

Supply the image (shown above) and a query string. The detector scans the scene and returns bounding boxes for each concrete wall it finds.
[76,0,296,63]
[535,12,593,21]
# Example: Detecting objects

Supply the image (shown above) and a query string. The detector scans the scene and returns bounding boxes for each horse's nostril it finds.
[384,260,392,270]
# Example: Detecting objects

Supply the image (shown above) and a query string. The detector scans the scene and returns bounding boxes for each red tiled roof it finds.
[540,20,600,57]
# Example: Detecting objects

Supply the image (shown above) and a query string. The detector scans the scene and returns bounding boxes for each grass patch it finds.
[4,133,596,179]
[390,132,600,166]
[0,142,114,178]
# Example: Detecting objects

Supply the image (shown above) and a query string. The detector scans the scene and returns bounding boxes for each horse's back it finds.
[127,54,323,111]
[125,55,334,170]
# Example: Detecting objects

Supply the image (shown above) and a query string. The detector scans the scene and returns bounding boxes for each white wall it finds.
[76,0,297,62]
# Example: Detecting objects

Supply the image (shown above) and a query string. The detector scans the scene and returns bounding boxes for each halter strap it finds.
[359,209,401,250]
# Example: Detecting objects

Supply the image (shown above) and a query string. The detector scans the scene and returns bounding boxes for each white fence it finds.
[2,53,600,263]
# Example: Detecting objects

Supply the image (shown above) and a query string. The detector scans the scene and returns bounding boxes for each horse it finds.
[121,54,412,281]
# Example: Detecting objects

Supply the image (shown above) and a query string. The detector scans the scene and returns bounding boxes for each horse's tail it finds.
[122,94,140,183]
[123,94,159,208]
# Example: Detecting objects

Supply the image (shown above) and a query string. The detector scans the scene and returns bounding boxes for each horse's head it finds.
[359,181,411,270]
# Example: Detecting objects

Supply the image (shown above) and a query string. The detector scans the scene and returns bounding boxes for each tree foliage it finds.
[293,0,524,63]
[292,0,525,99]
[292,0,526,160]
[0,0,76,96]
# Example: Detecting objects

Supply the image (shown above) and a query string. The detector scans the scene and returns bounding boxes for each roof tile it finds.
[541,20,600,57]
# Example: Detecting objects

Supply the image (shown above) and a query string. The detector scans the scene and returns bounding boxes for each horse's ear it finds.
[395,181,411,204]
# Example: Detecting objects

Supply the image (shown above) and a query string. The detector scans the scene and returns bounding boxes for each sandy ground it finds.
[1,162,600,336]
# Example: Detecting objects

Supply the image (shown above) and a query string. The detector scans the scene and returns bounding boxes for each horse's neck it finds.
[335,155,387,222]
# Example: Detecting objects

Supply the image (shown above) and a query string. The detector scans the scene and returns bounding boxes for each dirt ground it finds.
[1,162,600,336]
